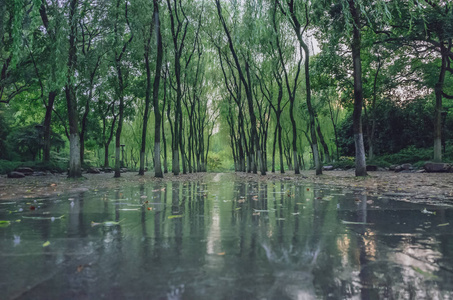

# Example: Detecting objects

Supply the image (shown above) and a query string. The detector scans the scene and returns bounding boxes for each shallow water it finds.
[1,173,452,299]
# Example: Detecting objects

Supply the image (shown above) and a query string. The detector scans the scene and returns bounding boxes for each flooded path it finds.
[1,173,452,299]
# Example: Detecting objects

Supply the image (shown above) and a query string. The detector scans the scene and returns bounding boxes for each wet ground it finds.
[1,173,452,299]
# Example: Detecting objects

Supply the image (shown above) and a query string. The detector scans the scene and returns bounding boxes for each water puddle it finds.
[1,173,452,299]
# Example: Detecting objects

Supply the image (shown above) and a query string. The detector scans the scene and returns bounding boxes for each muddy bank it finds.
[0,172,208,201]
[1,170,452,204]
[236,170,453,204]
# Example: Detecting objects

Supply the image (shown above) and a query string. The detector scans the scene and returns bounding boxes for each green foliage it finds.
[5,123,64,161]
[331,156,355,170]
[377,146,433,166]
[337,97,444,157]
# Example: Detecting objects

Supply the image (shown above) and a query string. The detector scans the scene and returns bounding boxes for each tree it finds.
[66,0,82,178]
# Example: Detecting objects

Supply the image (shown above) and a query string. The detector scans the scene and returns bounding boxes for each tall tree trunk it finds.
[349,0,367,176]
[113,0,133,178]
[316,118,331,163]
[278,122,284,173]
[43,91,56,162]
[289,101,299,174]
[114,66,124,178]
[271,123,277,173]
[434,49,448,162]
[139,35,153,175]
[66,0,81,178]
[153,0,164,177]
[162,76,168,173]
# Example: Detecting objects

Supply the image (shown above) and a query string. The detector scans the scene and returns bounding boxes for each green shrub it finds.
[0,160,22,174]
[0,159,67,174]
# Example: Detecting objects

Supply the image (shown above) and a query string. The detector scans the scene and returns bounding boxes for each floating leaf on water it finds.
[0,220,11,227]
[23,215,65,220]
[341,220,373,225]
[103,221,120,226]
[91,220,122,227]
[437,223,449,227]
[42,241,50,247]
[168,215,183,219]
[253,209,273,212]
[217,252,225,256]
[235,207,241,211]
[421,208,436,215]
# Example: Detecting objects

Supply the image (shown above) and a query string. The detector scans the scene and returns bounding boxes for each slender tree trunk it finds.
[316,118,331,163]
[113,0,133,178]
[43,91,56,162]
[434,50,447,162]
[139,44,152,175]
[349,0,367,176]
[104,144,110,167]
[271,123,277,173]
[162,77,168,173]
[114,66,124,178]
[153,0,164,177]
[289,101,299,174]
[66,0,81,178]
[278,122,284,173]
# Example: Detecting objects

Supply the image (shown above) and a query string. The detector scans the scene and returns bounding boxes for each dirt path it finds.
[0,172,207,201]
[237,170,453,204]
[1,170,452,204]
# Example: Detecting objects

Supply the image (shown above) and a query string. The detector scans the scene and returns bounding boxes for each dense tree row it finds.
[0,0,452,177]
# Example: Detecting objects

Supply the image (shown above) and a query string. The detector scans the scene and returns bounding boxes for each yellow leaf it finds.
[168,215,183,219]
[42,241,50,247]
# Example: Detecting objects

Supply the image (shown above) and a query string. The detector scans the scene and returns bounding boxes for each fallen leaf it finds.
[76,265,84,273]
[437,223,449,227]
[23,215,64,220]
[0,220,11,227]
[217,252,225,256]
[168,215,183,219]
[42,241,50,247]
[341,220,373,225]
[91,220,121,227]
